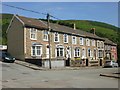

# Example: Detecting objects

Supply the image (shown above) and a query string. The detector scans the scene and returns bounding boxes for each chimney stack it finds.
[73,23,76,30]
[90,28,96,35]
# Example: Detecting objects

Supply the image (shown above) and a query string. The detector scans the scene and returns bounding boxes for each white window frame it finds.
[92,39,95,46]
[74,48,80,57]
[80,37,84,45]
[56,45,64,57]
[88,48,91,57]
[30,28,37,40]
[63,34,68,43]
[43,30,48,41]
[72,36,76,44]
[86,38,90,46]
[54,32,59,42]
[31,45,42,56]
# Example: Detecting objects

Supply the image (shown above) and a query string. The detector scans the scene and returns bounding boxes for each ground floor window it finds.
[74,48,80,57]
[98,50,103,58]
[56,46,64,57]
[31,45,42,56]
[88,48,91,57]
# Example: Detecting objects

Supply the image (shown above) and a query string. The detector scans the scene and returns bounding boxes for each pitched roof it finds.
[16,15,47,29]
[16,15,104,40]
[103,38,117,46]
[44,21,104,40]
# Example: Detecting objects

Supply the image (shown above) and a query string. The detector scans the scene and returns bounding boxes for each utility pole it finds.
[47,13,51,69]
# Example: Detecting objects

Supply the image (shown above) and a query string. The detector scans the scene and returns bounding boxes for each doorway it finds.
[86,59,88,66]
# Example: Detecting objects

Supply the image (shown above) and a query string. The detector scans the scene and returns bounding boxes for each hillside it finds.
[1,13,120,60]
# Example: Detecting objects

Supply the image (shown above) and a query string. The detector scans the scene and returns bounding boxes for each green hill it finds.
[1,13,120,61]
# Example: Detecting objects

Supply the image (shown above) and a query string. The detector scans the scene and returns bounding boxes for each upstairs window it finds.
[64,34,68,43]
[97,42,100,48]
[86,39,90,46]
[92,40,95,46]
[54,32,59,42]
[72,36,76,44]
[101,42,104,49]
[80,37,84,45]
[43,30,48,41]
[30,28,37,40]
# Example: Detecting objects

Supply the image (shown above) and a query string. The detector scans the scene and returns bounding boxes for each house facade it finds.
[7,15,117,68]
[104,38,117,62]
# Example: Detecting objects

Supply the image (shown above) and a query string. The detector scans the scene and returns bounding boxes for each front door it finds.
[86,59,88,66]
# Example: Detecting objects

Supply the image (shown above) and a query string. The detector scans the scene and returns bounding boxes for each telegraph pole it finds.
[47,13,51,69]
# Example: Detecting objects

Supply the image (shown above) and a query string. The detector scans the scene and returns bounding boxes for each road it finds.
[1,62,119,88]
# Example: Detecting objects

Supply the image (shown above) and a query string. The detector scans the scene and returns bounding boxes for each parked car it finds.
[0,51,15,63]
[104,60,118,68]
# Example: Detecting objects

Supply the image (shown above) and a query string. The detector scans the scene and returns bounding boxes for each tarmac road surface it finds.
[1,62,119,88]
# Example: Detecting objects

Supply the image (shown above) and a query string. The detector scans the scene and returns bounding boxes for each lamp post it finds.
[47,13,51,69]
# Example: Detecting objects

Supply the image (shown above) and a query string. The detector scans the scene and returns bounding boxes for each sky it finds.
[1,2,118,27]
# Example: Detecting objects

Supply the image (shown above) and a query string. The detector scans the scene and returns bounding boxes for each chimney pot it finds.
[73,23,76,30]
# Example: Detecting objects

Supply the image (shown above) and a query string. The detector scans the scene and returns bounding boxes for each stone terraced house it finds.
[6,15,117,68]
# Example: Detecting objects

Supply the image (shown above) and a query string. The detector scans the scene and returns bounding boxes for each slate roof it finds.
[103,38,117,46]
[16,15,47,29]
[17,15,104,40]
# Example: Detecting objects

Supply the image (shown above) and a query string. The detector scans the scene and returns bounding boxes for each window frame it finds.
[80,37,84,45]
[56,46,64,57]
[43,30,48,41]
[54,32,59,42]
[72,36,76,44]
[30,28,37,40]
[63,34,68,43]
[74,48,80,57]
[31,45,42,56]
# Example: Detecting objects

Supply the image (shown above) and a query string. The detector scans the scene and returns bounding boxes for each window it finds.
[101,42,104,49]
[43,30,48,41]
[86,39,90,46]
[88,48,91,57]
[30,28,37,40]
[54,32,59,42]
[98,50,103,58]
[74,48,80,57]
[80,37,84,45]
[72,36,76,44]
[56,46,64,57]
[31,45,42,56]
[64,34,68,43]
[92,40,95,46]
[97,41,100,48]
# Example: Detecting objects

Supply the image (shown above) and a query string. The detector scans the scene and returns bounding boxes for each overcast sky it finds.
[2,2,118,27]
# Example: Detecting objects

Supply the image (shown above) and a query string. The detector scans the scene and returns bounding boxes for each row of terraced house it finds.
[6,15,118,68]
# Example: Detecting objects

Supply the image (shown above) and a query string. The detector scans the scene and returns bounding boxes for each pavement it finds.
[15,60,103,71]
[15,60,120,79]
[14,60,44,70]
